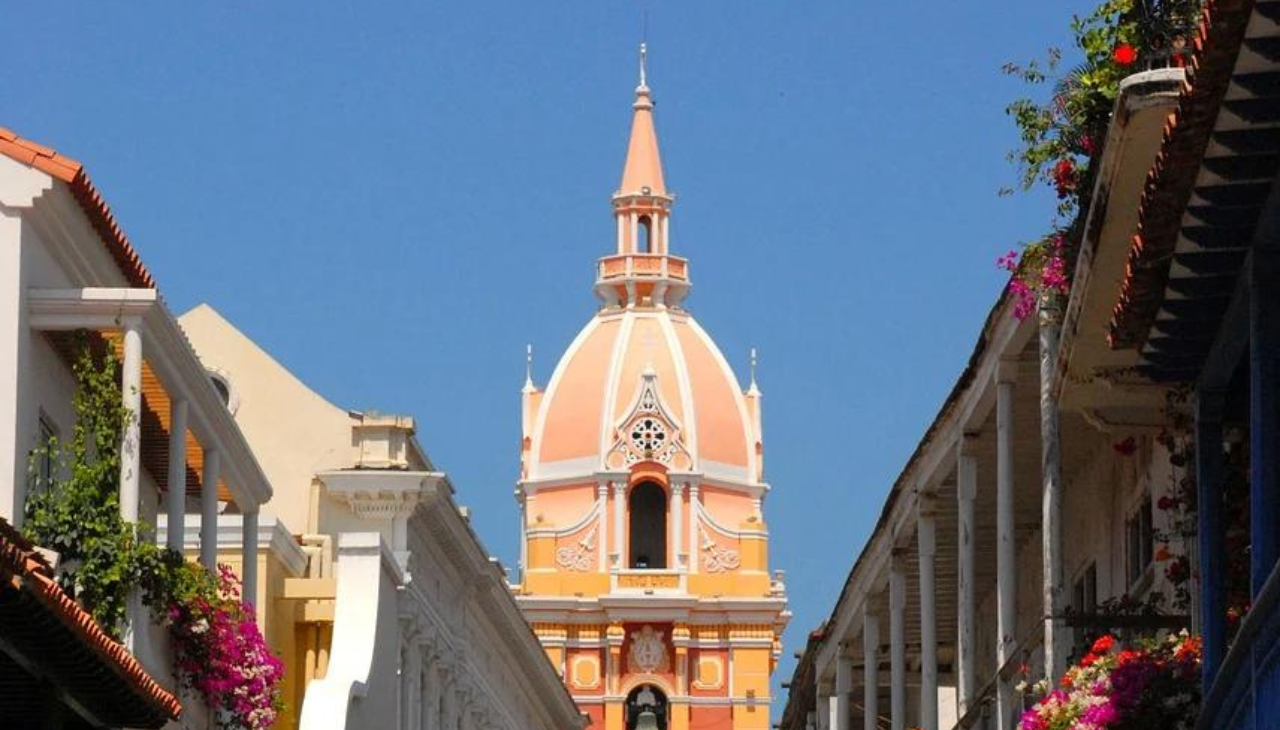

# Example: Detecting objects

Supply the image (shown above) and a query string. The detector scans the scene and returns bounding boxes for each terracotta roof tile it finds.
[1108,0,1254,348]
[0,126,155,289]
[0,517,181,722]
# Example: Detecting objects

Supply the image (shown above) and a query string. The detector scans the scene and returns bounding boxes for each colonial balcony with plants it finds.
[785,2,1243,730]
[0,129,285,728]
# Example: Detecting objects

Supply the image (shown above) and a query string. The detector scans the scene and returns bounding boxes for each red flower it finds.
[1113,44,1138,66]
[1157,494,1176,511]
[1052,158,1077,199]
[1113,436,1137,456]
[1091,634,1116,654]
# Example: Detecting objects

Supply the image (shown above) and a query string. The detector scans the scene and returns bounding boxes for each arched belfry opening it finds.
[625,685,668,730]
[628,481,667,569]
[638,215,653,253]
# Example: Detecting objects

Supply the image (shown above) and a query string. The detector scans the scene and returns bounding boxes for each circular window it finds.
[629,417,667,456]
[205,368,240,415]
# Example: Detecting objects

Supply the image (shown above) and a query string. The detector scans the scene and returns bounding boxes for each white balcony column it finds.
[612,481,626,569]
[119,320,143,523]
[630,212,639,254]
[956,434,978,712]
[917,496,938,730]
[616,213,625,252]
[1039,301,1067,682]
[995,360,1018,729]
[242,507,259,608]
[165,398,189,552]
[597,482,609,572]
[201,448,221,570]
[663,213,671,253]
[816,688,831,730]
[671,482,685,570]
[889,552,906,730]
[688,483,700,574]
[863,608,881,730]
[833,654,853,730]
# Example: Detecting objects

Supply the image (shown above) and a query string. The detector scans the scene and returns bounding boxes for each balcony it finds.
[594,253,691,308]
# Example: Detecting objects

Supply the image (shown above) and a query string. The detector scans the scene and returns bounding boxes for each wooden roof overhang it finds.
[0,519,181,728]
[1110,0,1280,381]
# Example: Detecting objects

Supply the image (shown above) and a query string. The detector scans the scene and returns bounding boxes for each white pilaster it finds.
[597,482,609,572]
[201,448,220,570]
[889,552,906,730]
[612,482,626,568]
[996,361,1017,730]
[671,482,684,570]
[863,609,880,730]
[119,321,142,523]
[630,212,639,254]
[956,435,978,713]
[917,497,938,730]
[165,398,189,552]
[242,508,259,608]
[688,483,700,574]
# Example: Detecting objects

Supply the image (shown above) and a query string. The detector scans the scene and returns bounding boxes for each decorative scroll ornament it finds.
[555,523,598,572]
[628,625,669,673]
[700,525,741,574]
[608,369,689,468]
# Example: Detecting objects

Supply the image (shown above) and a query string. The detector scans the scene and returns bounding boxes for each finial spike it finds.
[749,347,760,392]
[639,42,648,89]
[524,343,535,390]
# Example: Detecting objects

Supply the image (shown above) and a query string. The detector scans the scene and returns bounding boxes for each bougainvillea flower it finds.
[1113,44,1138,65]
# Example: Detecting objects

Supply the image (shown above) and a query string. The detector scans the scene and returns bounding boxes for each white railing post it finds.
[166,399,189,552]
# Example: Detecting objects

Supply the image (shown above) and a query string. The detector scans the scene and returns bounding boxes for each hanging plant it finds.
[998,0,1198,317]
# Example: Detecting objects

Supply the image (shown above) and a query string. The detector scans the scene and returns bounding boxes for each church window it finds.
[629,417,667,458]
[629,482,667,569]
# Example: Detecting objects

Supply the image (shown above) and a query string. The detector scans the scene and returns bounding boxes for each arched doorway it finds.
[629,481,667,569]
[625,684,668,730]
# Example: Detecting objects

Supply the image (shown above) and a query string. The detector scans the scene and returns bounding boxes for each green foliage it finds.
[22,332,209,636]
[24,332,143,634]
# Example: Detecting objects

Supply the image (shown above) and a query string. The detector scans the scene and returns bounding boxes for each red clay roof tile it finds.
[0,126,155,289]
[0,517,181,722]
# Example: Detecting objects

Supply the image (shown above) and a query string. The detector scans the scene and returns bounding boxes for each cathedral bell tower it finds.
[514,46,789,730]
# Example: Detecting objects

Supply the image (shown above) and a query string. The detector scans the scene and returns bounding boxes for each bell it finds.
[634,709,660,730]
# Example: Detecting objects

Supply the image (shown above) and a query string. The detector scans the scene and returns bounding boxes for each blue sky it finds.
[7,0,1096,709]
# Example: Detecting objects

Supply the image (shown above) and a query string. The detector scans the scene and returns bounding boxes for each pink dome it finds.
[527,308,760,487]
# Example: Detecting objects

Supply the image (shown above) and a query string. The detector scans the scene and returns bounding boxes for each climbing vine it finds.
[24,331,283,728]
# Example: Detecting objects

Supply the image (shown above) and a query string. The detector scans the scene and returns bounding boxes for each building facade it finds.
[177,306,585,730]
[783,2,1280,729]
[0,126,274,729]
[513,48,790,730]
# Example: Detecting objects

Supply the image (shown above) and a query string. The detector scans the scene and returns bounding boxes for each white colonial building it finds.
[177,305,586,730]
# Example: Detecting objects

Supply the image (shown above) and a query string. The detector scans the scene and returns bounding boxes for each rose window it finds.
[629,417,668,456]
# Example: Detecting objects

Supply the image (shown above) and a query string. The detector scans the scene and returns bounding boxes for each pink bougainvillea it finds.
[998,234,1071,320]
[167,564,284,730]
[1018,632,1200,730]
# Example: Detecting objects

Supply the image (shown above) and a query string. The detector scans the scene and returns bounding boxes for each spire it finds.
[595,43,688,309]
[619,43,666,197]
